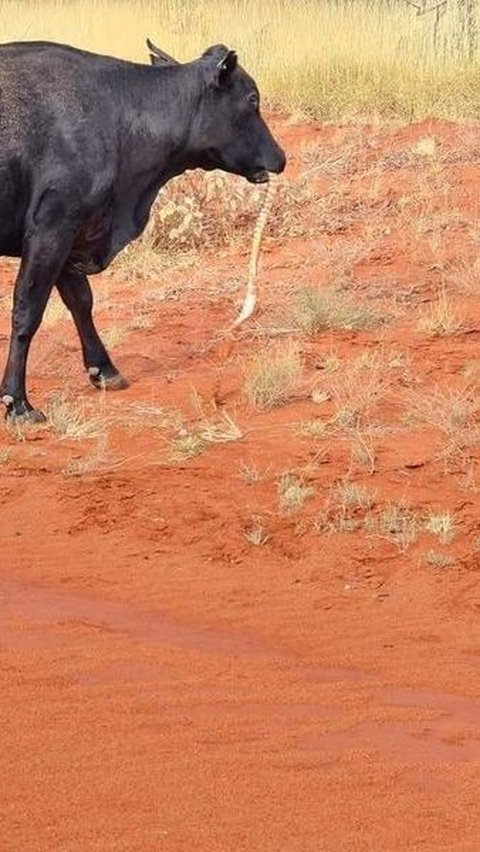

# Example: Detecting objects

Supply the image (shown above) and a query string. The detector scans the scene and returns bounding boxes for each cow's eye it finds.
[248,92,259,109]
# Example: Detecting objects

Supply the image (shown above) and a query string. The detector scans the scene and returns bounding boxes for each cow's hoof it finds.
[2,396,46,424]
[88,368,130,390]
[14,408,47,425]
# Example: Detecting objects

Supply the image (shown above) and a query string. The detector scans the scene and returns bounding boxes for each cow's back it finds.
[0,42,124,147]
[0,42,128,256]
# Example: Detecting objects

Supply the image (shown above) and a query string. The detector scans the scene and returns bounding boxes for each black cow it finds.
[0,39,286,421]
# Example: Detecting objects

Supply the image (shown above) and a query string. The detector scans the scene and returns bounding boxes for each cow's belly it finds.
[0,201,23,258]
[0,233,22,258]
[66,205,119,275]
[67,199,154,275]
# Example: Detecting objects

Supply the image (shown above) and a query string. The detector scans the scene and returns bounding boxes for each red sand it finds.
[2,119,480,850]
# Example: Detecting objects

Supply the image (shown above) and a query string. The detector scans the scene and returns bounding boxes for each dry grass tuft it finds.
[170,406,242,461]
[418,295,463,336]
[332,481,376,512]
[315,353,342,375]
[424,511,455,545]
[374,503,420,551]
[425,551,455,569]
[198,410,243,445]
[294,286,380,334]
[47,395,107,440]
[245,342,303,409]
[238,461,264,484]
[297,419,329,439]
[171,431,206,461]
[63,434,110,476]
[277,472,315,513]
[316,480,376,534]
[323,353,391,430]
[130,301,156,330]
[243,517,270,546]
[408,386,480,434]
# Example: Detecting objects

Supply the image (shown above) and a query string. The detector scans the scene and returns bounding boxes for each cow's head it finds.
[146,39,286,184]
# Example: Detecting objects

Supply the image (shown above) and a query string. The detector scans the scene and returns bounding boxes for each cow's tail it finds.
[231,174,277,328]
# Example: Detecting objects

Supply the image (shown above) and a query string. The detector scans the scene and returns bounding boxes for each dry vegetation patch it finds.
[245,342,304,409]
[294,285,381,334]
[418,294,463,336]
[309,352,393,433]
[406,386,480,468]
[425,551,455,569]
[243,516,270,546]
[424,511,456,545]
[47,394,108,441]
[277,472,316,514]
[170,409,243,461]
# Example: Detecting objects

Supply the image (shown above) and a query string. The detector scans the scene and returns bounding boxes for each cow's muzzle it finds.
[247,168,270,184]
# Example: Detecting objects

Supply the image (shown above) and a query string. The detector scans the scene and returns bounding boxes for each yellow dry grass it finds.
[3,0,480,120]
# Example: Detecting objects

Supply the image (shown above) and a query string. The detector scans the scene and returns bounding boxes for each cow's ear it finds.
[146,38,179,66]
[215,50,238,86]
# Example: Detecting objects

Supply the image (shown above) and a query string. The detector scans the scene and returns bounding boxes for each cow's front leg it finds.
[0,264,56,422]
[1,206,78,422]
[56,270,128,390]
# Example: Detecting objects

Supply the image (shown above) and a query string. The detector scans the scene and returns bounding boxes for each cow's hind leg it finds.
[56,270,129,390]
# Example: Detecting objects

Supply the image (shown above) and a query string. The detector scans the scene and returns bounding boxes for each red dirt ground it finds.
[2,118,480,850]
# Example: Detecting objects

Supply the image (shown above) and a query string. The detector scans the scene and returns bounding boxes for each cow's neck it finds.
[118,64,205,183]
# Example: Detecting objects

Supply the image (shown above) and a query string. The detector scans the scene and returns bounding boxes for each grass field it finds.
[3,0,480,120]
